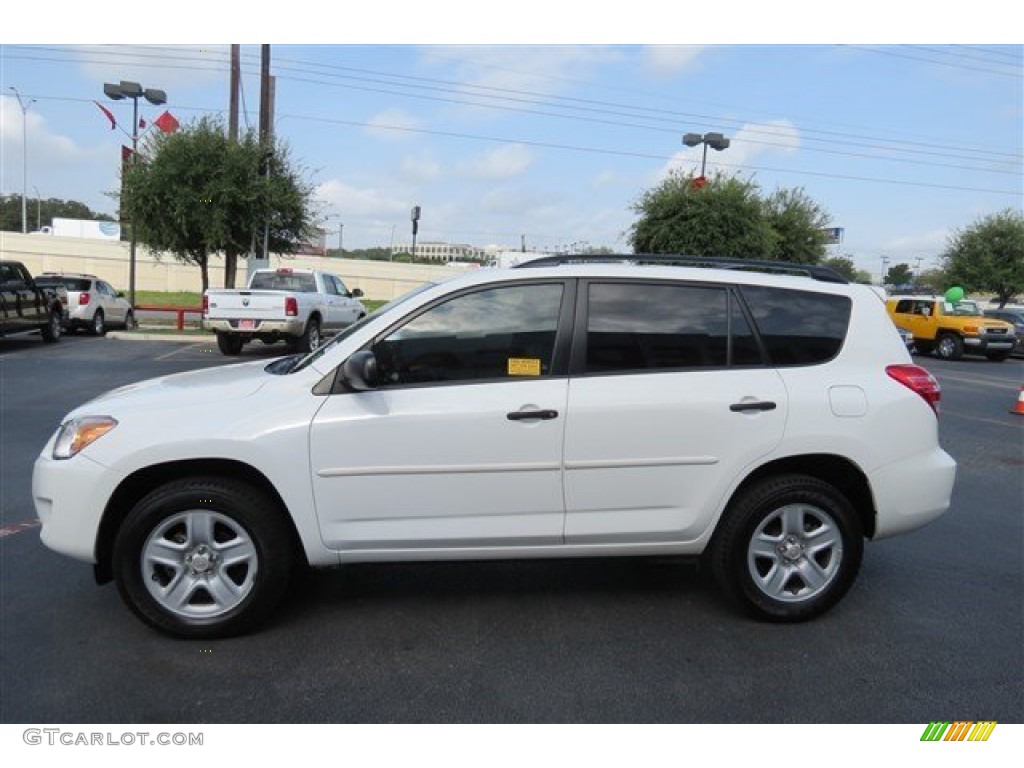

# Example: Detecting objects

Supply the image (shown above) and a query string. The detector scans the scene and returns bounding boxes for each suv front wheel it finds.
[112,476,295,638]
[710,474,863,622]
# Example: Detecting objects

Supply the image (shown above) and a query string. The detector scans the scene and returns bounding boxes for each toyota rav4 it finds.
[34,256,957,637]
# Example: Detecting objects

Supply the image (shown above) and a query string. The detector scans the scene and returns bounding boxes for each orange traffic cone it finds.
[1012,386,1024,416]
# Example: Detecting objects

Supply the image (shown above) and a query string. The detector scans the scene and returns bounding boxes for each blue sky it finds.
[1,5,1021,280]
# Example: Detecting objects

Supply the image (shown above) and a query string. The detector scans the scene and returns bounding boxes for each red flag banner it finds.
[94,101,117,130]
[154,110,180,134]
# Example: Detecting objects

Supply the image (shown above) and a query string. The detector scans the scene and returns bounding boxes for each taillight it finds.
[886,364,941,414]
[202,294,209,317]
[285,297,298,316]
[79,292,91,305]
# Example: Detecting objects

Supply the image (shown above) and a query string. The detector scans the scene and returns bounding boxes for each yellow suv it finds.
[886,295,1016,361]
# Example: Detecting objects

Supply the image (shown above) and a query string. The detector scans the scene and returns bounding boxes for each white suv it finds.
[35,273,134,335]
[33,256,956,637]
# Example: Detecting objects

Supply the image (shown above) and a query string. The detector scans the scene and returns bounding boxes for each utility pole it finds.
[249,44,274,280]
[228,44,240,142]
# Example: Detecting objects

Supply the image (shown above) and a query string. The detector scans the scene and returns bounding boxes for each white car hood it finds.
[72,360,274,417]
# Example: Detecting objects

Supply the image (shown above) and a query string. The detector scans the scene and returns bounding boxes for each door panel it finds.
[563,369,787,543]
[310,380,568,550]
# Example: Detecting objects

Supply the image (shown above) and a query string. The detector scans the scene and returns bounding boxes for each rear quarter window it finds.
[739,285,851,366]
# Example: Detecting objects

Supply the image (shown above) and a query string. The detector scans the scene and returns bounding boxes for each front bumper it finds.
[33,443,121,563]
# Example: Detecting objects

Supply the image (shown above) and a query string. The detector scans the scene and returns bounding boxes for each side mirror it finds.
[351,288,364,298]
[117,291,125,298]
[340,350,379,391]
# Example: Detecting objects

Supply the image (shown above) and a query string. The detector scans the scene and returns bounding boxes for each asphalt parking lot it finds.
[1,333,1021,723]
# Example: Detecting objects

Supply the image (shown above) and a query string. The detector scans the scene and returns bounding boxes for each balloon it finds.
[944,286,965,303]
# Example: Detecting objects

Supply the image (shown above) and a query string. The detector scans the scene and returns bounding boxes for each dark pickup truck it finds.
[1,260,68,343]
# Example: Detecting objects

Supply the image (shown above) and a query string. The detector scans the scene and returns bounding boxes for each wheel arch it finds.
[94,458,307,583]
[720,453,876,540]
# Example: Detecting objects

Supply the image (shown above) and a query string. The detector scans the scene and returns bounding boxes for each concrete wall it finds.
[0,231,474,301]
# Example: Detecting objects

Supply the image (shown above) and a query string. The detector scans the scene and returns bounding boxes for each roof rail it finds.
[513,253,849,284]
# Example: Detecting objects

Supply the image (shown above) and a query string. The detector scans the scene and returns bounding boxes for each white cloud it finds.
[479,186,558,218]
[398,153,444,183]
[315,179,408,219]
[421,46,622,113]
[364,108,422,140]
[457,144,533,180]
[640,46,705,78]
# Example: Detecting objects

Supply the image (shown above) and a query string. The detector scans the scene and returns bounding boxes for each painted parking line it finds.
[154,342,217,361]
[0,519,41,539]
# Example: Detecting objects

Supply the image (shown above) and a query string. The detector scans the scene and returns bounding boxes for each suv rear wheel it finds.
[710,474,863,622]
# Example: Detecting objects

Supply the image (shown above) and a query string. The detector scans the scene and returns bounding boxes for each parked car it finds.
[1,260,67,343]
[35,273,134,335]
[886,295,1015,361]
[34,255,956,638]
[983,308,1024,357]
[203,267,365,355]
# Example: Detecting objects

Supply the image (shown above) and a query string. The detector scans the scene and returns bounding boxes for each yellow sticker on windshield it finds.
[508,358,542,376]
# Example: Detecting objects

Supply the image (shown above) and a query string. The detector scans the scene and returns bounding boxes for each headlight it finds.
[53,416,118,460]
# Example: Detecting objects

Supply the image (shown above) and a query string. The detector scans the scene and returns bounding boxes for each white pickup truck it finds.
[203,267,366,356]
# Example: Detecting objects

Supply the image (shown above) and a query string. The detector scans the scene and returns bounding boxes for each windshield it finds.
[287,282,437,374]
[943,300,982,317]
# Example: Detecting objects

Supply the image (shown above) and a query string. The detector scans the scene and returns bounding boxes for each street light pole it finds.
[9,87,35,234]
[102,81,166,308]
[681,131,731,186]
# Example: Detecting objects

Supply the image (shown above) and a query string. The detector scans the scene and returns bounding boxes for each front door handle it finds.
[507,409,559,421]
[729,401,777,413]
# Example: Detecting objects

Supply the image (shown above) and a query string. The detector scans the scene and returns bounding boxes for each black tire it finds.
[90,310,106,336]
[934,332,963,361]
[124,310,136,330]
[112,476,295,638]
[41,309,62,343]
[297,317,321,353]
[216,331,244,356]
[709,474,863,622]
[985,351,1009,362]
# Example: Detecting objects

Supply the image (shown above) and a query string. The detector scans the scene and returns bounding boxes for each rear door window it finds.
[581,282,756,372]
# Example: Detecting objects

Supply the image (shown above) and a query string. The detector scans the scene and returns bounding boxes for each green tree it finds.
[821,255,861,282]
[119,116,315,291]
[628,171,830,262]
[942,209,1024,307]
[1,195,113,232]
[764,188,830,263]
[884,263,914,286]
[916,267,949,294]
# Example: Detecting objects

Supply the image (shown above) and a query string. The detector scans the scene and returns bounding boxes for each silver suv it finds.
[35,273,134,335]
[34,255,957,637]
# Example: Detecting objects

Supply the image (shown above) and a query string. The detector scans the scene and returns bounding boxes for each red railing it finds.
[133,305,204,331]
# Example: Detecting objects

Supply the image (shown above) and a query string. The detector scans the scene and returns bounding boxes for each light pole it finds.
[325,214,343,253]
[102,80,166,307]
[9,86,35,234]
[682,131,730,187]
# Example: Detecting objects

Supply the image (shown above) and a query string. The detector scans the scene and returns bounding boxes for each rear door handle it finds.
[729,401,777,413]
[507,409,559,421]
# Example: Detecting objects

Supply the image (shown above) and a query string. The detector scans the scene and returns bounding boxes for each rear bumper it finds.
[870,448,957,539]
[203,318,305,336]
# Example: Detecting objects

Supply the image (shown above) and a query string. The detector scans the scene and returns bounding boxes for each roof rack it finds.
[513,253,849,284]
